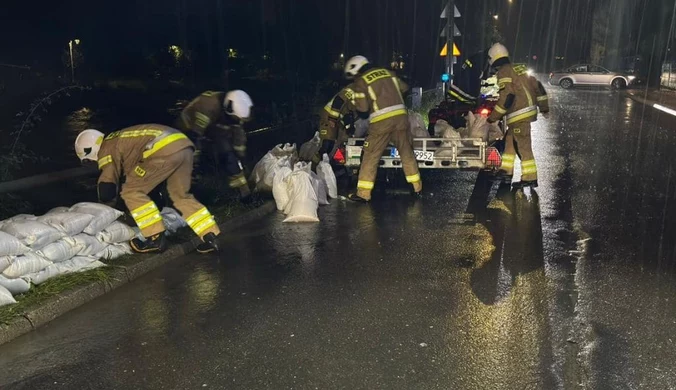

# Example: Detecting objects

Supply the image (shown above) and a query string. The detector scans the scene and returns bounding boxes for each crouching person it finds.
[74,124,221,254]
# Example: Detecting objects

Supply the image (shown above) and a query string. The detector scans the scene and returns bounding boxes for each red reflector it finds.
[480,108,490,117]
[333,148,346,164]
[486,147,501,167]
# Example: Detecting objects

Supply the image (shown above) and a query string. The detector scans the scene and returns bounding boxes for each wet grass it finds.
[0,190,270,326]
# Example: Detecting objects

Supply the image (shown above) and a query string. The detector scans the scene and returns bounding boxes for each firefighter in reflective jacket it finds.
[316,84,357,162]
[486,43,549,187]
[343,55,422,202]
[74,124,221,254]
[179,90,253,201]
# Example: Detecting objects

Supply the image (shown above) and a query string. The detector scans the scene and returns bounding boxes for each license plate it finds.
[391,148,435,162]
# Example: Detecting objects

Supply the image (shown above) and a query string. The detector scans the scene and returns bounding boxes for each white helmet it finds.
[344,55,369,79]
[224,90,253,121]
[75,129,105,162]
[488,43,510,65]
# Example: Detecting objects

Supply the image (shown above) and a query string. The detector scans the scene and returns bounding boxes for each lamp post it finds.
[69,39,80,83]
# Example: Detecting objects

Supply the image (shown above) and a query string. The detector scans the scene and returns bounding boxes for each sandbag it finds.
[27,257,105,286]
[317,154,338,199]
[408,111,429,138]
[0,274,30,295]
[94,242,132,261]
[0,256,11,273]
[97,221,136,243]
[263,156,292,193]
[435,120,462,157]
[45,206,70,215]
[37,238,83,263]
[283,170,319,223]
[0,285,16,307]
[159,207,187,234]
[69,202,123,235]
[2,253,52,279]
[462,111,489,144]
[354,119,369,137]
[6,214,38,222]
[488,121,504,142]
[0,231,30,257]
[73,234,108,256]
[251,152,277,191]
[298,131,322,162]
[37,211,94,236]
[272,166,293,211]
[310,171,329,206]
[0,220,64,250]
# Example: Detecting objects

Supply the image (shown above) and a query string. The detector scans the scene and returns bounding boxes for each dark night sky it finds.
[0,0,639,85]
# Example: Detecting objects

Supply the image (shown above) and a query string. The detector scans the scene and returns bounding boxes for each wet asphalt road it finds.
[2,86,676,389]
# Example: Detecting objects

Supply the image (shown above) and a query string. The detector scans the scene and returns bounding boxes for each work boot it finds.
[130,232,167,254]
[196,232,220,254]
[516,180,538,188]
[411,190,424,199]
[347,193,370,203]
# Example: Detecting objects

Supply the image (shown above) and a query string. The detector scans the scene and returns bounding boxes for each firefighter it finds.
[178,90,254,202]
[316,84,357,162]
[343,55,422,202]
[486,43,549,188]
[74,124,221,254]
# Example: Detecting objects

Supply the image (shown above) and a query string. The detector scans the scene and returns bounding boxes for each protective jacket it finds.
[487,63,549,125]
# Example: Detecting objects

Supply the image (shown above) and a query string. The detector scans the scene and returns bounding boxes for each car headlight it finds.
[628,75,636,81]
[527,69,534,76]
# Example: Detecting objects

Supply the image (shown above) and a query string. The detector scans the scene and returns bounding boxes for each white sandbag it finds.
[27,257,105,286]
[0,274,30,295]
[310,171,329,206]
[94,242,132,261]
[435,120,462,157]
[37,238,82,263]
[69,202,123,235]
[298,131,322,161]
[283,170,319,223]
[73,234,108,256]
[161,207,187,234]
[2,253,52,279]
[0,285,16,307]
[263,156,292,192]
[0,231,30,257]
[37,211,94,236]
[317,154,338,198]
[408,111,429,138]
[0,256,11,273]
[488,121,504,142]
[0,220,64,250]
[97,221,136,243]
[6,214,38,222]
[463,111,489,144]
[251,152,279,192]
[45,206,70,215]
[272,166,293,211]
[354,119,369,137]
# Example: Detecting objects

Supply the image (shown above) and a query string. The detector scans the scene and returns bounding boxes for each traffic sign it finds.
[440,4,461,18]
[440,23,461,37]
[439,43,461,57]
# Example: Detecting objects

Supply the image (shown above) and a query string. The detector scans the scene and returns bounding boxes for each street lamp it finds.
[68,39,80,84]
[493,14,499,20]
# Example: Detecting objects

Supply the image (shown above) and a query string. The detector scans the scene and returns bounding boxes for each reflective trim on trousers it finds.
[522,160,537,175]
[357,180,374,190]
[406,173,421,183]
[186,207,217,236]
[501,154,515,169]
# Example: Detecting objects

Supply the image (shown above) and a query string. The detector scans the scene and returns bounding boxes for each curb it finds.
[0,201,276,346]
[624,91,676,117]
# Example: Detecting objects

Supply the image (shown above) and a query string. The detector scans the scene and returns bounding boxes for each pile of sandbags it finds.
[0,202,137,306]
[268,155,338,223]
[463,111,503,144]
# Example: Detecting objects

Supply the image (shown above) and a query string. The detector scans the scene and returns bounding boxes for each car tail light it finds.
[486,147,501,168]
[333,148,346,164]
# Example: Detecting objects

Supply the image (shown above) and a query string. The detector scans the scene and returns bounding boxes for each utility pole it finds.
[445,0,454,81]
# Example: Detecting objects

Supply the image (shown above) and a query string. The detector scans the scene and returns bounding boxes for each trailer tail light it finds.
[486,147,502,168]
[480,108,490,117]
[333,148,346,164]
